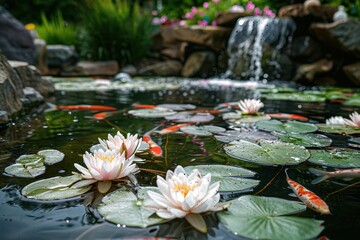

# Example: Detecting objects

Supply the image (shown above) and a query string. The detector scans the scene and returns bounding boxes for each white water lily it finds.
[326,116,345,125]
[344,111,360,127]
[73,149,139,193]
[144,166,228,233]
[237,99,264,114]
[99,131,141,159]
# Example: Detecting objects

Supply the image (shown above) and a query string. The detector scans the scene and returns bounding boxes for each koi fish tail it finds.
[309,168,331,184]
[45,103,57,112]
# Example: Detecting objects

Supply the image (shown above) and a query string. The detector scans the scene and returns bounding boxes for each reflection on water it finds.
[0,78,359,239]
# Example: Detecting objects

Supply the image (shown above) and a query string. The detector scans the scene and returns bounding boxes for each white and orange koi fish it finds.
[142,126,163,157]
[159,123,191,135]
[285,169,331,215]
[309,168,360,184]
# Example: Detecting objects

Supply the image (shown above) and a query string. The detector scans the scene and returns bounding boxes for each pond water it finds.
[0,77,359,239]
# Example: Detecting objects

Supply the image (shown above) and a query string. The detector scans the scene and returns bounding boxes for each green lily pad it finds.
[156,104,196,110]
[317,124,360,135]
[308,148,360,168]
[21,174,91,200]
[272,132,332,148]
[37,149,65,165]
[165,112,215,123]
[15,154,44,164]
[218,195,324,240]
[263,93,326,102]
[184,165,259,192]
[5,162,45,178]
[128,109,176,118]
[343,97,360,106]
[180,125,225,136]
[97,188,167,228]
[215,130,278,143]
[224,140,310,166]
[256,120,318,133]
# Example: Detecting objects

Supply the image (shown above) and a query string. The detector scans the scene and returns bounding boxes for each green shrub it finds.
[81,0,153,66]
[36,11,80,48]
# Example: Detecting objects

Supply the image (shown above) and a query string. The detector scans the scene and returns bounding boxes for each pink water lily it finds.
[73,149,139,193]
[326,116,345,125]
[344,111,360,127]
[144,166,228,233]
[99,131,141,159]
[237,99,264,114]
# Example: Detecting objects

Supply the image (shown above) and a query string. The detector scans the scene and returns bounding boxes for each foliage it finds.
[36,11,80,48]
[80,0,153,65]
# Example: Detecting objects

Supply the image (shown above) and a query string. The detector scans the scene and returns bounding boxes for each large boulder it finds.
[181,51,216,78]
[343,62,360,86]
[139,60,182,76]
[46,45,79,69]
[0,6,35,64]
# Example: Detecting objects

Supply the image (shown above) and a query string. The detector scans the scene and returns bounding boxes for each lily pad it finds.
[348,137,360,149]
[263,93,326,102]
[184,165,259,192]
[37,149,65,165]
[22,174,91,200]
[165,112,215,123]
[215,130,278,143]
[128,109,176,118]
[218,195,324,240]
[343,97,360,106]
[308,148,360,168]
[180,125,226,136]
[156,104,196,111]
[272,132,332,148]
[97,188,166,228]
[224,140,310,166]
[317,124,360,135]
[256,120,318,133]
[15,154,44,164]
[5,162,45,178]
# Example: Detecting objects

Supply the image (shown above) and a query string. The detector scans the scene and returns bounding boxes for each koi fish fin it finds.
[309,168,330,184]
[45,102,57,112]
[288,193,297,198]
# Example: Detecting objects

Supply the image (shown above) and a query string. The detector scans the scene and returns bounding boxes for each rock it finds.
[294,58,333,82]
[161,46,180,60]
[343,62,360,86]
[290,36,325,63]
[215,11,252,27]
[304,0,321,14]
[121,65,137,76]
[138,60,182,76]
[181,51,216,78]
[114,72,132,82]
[46,45,78,69]
[173,26,232,52]
[34,38,48,74]
[0,111,9,125]
[0,6,35,64]
[160,26,178,46]
[62,61,119,76]
[279,4,336,22]
[310,20,360,58]
[23,87,44,103]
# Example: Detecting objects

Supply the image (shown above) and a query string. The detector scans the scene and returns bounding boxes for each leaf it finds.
[128,109,176,118]
[215,130,278,143]
[165,112,215,123]
[224,140,310,166]
[256,120,318,133]
[342,97,360,106]
[156,104,196,110]
[15,154,44,164]
[263,93,326,102]
[317,124,360,135]
[272,132,332,148]
[308,148,360,168]
[184,165,259,192]
[97,188,167,228]
[218,195,324,240]
[21,174,91,200]
[5,162,46,178]
[37,149,65,165]
[180,125,226,136]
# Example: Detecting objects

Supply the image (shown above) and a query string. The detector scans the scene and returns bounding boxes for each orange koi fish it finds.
[142,126,162,157]
[132,103,158,109]
[159,123,191,135]
[285,169,331,214]
[309,168,360,184]
[266,113,308,121]
[93,110,126,120]
[55,105,117,111]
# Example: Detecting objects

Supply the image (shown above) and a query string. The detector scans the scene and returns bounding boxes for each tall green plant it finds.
[81,0,153,65]
[36,11,79,48]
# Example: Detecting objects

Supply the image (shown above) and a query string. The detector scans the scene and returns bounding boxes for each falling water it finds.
[225,16,296,81]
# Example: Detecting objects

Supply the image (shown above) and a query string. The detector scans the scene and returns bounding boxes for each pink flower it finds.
[152,10,158,16]
[246,1,255,12]
[152,17,160,25]
[211,20,217,26]
[254,7,261,15]
[191,7,197,14]
[185,12,194,19]
[160,15,168,24]
[179,20,186,26]
[198,20,209,26]
[203,2,209,9]
[231,5,244,12]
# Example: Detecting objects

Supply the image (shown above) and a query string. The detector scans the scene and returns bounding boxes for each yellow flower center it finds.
[99,154,115,162]
[173,182,198,197]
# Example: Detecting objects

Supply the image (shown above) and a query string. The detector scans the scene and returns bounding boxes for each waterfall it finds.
[225,16,296,81]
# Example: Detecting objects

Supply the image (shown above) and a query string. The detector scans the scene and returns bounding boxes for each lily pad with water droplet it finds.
[180,125,225,136]
[218,195,324,240]
[224,140,310,166]
[128,109,176,118]
[156,104,196,111]
[256,120,318,133]
[184,165,259,192]
[215,130,278,143]
[97,188,167,228]
[165,112,215,123]
[15,154,44,164]
[317,124,360,135]
[21,173,91,200]
[308,148,360,168]
[272,132,332,148]
[37,149,65,165]
[263,93,326,102]
[5,162,46,178]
